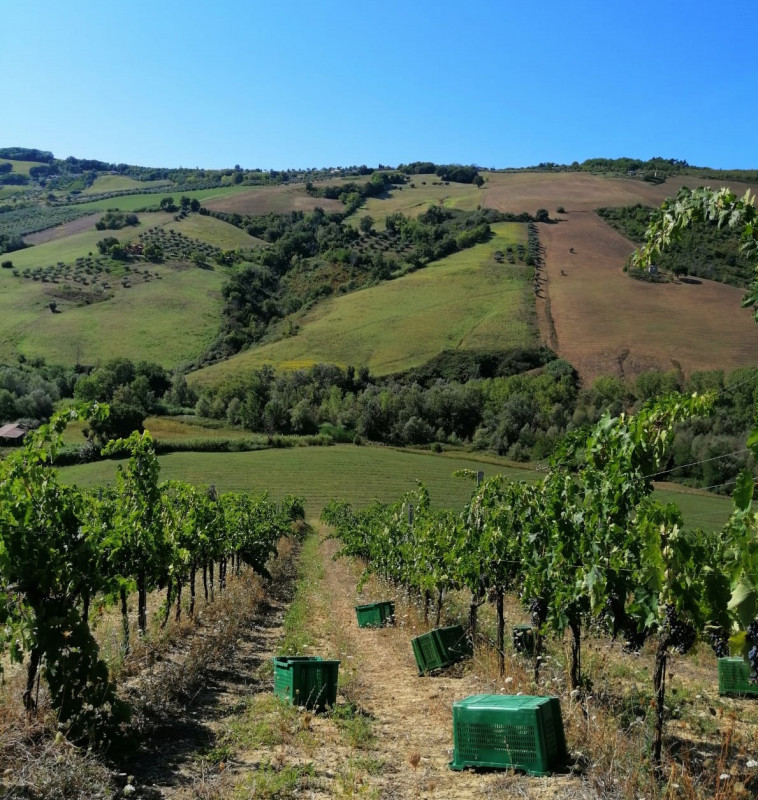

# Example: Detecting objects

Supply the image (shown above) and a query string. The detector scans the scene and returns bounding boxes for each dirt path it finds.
[125,530,589,799]
[304,530,584,799]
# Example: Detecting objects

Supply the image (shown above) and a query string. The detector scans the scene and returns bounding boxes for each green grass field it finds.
[2,264,225,366]
[0,159,42,176]
[8,224,147,270]
[57,443,733,529]
[168,214,265,249]
[0,210,226,366]
[81,174,170,195]
[351,174,484,229]
[70,184,253,212]
[191,222,534,384]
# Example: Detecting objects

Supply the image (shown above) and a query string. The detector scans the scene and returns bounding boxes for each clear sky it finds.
[3,0,756,170]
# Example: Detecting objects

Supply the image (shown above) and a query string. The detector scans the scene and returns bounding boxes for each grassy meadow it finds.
[0,210,227,366]
[70,183,253,212]
[203,183,344,216]
[57,442,733,529]
[3,264,225,366]
[354,174,483,229]
[0,159,41,176]
[167,213,265,249]
[191,221,534,384]
[81,174,170,194]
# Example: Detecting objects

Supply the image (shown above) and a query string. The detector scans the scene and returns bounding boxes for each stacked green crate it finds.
[449,695,567,775]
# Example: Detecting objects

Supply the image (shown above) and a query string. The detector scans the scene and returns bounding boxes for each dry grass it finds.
[0,537,295,799]
[203,185,343,216]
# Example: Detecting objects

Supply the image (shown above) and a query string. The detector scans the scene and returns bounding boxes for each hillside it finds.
[2,149,758,385]
[191,222,534,383]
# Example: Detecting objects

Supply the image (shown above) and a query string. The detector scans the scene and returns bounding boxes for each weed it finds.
[330,701,376,750]
[235,761,316,799]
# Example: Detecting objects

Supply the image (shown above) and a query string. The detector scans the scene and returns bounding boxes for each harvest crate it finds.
[411,624,471,674]
[512,624,535,656]
[355,600,395,628]
[273,656,340,711]
[718,657,758,697]
[450,694,567,775]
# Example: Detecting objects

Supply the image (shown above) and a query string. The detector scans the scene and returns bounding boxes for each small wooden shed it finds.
[0,422,27,445]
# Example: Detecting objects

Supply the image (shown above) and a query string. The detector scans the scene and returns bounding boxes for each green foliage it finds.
[599,202,753,287]
[95,211,139,230]
[632,186,758,313]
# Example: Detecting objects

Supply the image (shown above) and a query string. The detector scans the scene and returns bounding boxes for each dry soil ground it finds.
[483,173,758,382]
[123,530,597,799]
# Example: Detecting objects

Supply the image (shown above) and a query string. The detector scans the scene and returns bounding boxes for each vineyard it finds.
[0,404,303,753]
[322,390,758,786]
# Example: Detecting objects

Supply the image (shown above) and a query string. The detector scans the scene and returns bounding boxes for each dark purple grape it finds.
[664,604,696,654]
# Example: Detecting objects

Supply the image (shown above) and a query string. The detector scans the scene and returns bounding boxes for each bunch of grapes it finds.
[746,620,758,678]
[749,645,758,679]
[664,604,696,654]
[705,626,729,658]
[603,591,626,637]
[623,626,648,653]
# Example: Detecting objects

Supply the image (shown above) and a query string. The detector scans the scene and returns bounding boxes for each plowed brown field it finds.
[483,173,758,381]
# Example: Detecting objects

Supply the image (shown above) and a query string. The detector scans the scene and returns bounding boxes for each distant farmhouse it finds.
[0,422,27,445]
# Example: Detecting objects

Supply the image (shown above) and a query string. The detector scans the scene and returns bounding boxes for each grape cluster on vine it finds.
[529,597,547,628]
[705,626,729,658]
[664,603,696,655]
[622,626,648,653]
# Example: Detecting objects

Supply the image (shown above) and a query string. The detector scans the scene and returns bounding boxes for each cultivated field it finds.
[1,264,224,366]
[481,172,758,381]
[354,173,483,229]
[203,183,344,215]
[166,213,265,249]
[70,183,253,212]
[0,208,226,367]
[80,174,170,194]
[6,213,174,269]
[191,222,533,382]
[57,442,731,528]
[537,210,758,380]
[23,213,105,245]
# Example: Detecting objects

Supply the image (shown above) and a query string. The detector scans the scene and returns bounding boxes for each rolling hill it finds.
[2,150,757,385]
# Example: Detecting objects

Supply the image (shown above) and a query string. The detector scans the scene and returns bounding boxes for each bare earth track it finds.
[129,530,590,799]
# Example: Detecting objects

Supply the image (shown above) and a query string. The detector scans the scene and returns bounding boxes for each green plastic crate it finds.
[411,624,471,674]
[273,656,340,711]
[718,657,758,696]
[450,694,567,775]
[513,624,535,656]
[355,601,395,628]
[434,624,473,662]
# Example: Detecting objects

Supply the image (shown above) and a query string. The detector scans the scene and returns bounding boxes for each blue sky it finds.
[4,0,756,170]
